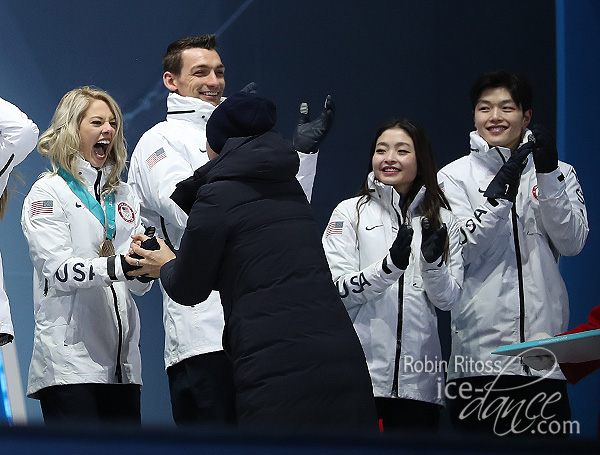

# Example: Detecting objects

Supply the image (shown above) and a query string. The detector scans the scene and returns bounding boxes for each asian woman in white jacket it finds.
[323,118,463,432]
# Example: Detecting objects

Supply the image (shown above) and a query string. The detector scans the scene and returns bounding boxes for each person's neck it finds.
[509,131,526,154]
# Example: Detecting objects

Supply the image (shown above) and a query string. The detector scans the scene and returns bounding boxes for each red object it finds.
[558,304,600,436]
[559,304,600,384]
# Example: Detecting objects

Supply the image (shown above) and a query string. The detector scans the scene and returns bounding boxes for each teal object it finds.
[57,167,115,240]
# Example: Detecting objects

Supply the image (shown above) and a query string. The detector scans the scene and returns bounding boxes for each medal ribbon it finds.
[57,167,115,240]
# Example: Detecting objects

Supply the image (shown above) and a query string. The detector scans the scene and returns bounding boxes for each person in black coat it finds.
[128,88,377,431]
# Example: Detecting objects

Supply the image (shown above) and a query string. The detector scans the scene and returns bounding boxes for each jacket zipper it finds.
[99,169,124,381]
[110,284,124,383]
[93,170,102,201]
[511,206,529,374]
[391,277,404,397]
[497,149,529,375]
[102,178,125,382]
[391,192,404,397]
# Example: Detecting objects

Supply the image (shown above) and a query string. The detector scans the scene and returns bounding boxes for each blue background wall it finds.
[0,0,597,439]
[555,0,600,439]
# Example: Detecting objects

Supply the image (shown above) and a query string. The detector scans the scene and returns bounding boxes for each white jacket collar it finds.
[75,157,109,190]
[166,92,222,125]
[469,129,534,171]
[367,172,426,216]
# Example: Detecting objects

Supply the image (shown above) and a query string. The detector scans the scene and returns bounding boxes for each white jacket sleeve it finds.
[322,203,404,318]
[0,97,38,186]
[419,214,464,311]
[536,165,588,256]
[121,190,153,296]
[21,184,134,293]
[438,169,513,265]
[296,151,318,202]
[127,132,192,231]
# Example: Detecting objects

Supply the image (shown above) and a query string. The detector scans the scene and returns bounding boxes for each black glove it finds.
[240,82,258,94]
[127,226,160,283]
[120,254,138,280]
[292,95,335,154]
[122,237,160,282]
[389,224,413,270]
[0,333,14,346]
[121,242,159,282]
[483,141,533,202]
[530,125,559,173]
[133,236,160,283]
[421,218,447,264]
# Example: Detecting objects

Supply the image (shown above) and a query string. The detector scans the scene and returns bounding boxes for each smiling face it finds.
[163,47,225,105]
[474,87,532,151]
[78,99,116,169]
[372,127,418,195]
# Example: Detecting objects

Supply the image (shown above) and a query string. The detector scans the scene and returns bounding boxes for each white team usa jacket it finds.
[323,174,463,406]
[0,98,38,340]
[128,93,319,369]
[21,158,151,398]
[128,93,228,369]
[438,130,589,380]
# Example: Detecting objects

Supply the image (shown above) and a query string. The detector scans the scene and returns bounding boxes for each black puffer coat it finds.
[162,131,377,431]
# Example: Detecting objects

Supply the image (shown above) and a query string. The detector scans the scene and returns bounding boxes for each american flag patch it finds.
[31,200,53,216]
[326,221,344,236]
[145,147,167,170]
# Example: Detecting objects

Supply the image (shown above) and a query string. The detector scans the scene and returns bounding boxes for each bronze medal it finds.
[99,238,115,257]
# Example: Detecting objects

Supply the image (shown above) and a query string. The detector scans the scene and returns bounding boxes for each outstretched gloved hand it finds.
[530,125,559,174]
[483,140,533,202]
[420,217,447,264]
[292,95,335,154]
[389,224,413,270]
[240,82,258,94]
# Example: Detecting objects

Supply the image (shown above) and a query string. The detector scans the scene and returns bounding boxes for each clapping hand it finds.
[420,217,447,265]
[483,141,533,202]
[292,95,335,154]
[530,125,559,174]
[389,224,413,270]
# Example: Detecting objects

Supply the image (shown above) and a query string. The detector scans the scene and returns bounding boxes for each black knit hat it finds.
[206,91,277,154]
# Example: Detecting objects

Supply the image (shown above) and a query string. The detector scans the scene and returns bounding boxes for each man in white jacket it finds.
[437,70,588,437]
[127,35,332,426]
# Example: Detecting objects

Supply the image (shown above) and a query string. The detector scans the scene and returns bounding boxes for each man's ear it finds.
[522,109,532,129]
[163,72,178,93]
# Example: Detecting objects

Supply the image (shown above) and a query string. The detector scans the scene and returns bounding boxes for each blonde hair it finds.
[37,86,127,194]
[0,182,10,220]
[0,188,7,219]
[0,171,24,220]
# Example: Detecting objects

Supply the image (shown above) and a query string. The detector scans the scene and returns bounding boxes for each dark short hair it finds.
[163,35,219,75]
[470,70,533,112]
